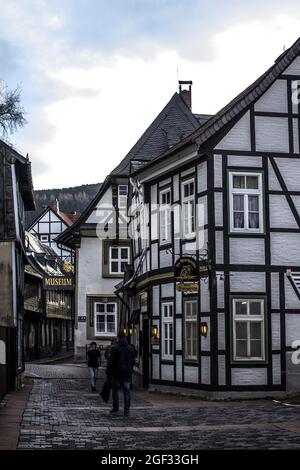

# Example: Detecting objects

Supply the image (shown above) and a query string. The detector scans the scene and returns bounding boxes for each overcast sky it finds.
[1,0,300,189]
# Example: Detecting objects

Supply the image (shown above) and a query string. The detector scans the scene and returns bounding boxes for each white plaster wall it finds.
[184,366,199,384]
[215,111,251,151]
[201,356,211,384]
[218,355,226,386]
[231,368,267,385]
[254,79,287,113]
[271,233,300,265]
[255,117,289,153]
[229,238,265,265]
[230,272,266,292]
[86,186,113,223]
[197,161,207,193]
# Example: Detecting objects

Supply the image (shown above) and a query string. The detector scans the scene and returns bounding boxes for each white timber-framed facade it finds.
[119,39,300,398]
[57,84,206,361]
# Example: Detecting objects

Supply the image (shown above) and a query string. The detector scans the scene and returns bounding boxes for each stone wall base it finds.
[148,383,291,400]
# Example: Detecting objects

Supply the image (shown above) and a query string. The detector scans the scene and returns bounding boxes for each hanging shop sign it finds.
[174,257,198,281]
[63,262,73,274]
[43,276,74,290]
[176,282,199,293]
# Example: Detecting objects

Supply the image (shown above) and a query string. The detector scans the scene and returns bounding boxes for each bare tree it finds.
[0,84,26,137]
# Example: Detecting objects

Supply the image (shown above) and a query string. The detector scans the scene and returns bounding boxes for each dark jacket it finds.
[87,348,100,368]
[108,339,135,380]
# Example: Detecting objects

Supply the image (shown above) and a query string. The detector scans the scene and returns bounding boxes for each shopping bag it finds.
[100,378,111,403]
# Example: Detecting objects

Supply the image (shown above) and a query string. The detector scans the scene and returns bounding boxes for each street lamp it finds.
[151,326,158,338]
[200,322,208,338]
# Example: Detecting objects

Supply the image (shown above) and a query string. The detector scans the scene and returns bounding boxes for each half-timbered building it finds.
[58,84,209,361]
[0,143,35,400]
[120,39,300,397]
[24,232,74,360]
[27,199,79,265]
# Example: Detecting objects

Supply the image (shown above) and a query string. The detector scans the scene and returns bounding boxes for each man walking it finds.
[108,332,135,416]
[87,342,101,391]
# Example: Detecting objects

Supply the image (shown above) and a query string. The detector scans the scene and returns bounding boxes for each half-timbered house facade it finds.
[27,199,78,265]
[0,143,35,400]
[24,232,74,360]
[58,84,209,361]
[121,39,300,397]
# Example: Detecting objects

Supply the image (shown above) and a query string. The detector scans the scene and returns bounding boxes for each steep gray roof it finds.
[111,92,201,175]
[57,91,206,246]
[137,36,300,172]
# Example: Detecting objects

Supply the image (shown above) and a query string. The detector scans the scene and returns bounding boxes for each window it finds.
[182,179,195,238]
[40,234,49,242]
[229,172,263,232]
[161,303,173,360]
[232,298,266,361]
[94,302,117,336]
[118,185,128,209]
[159,189,171,244]
[184,299,198,360]
[109,246,130,274]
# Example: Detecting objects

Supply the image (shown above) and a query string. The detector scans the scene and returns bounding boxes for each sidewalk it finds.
[28,351,74,364]
[0,379,33,450]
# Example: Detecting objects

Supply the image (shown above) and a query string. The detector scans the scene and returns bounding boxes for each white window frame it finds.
[109,246,130,274]
[161,302,174,360]
[94,302,117,336]
[118,185,128,209]
[184,299,198,361]
[232,298,266,362]
[182,178,195,239]
[159,188,171,244]
[229,172,263,233]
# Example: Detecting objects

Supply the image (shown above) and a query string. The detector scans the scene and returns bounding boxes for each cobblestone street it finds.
[14,363,300,449]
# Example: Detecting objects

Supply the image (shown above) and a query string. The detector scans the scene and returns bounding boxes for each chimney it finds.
[179,80,192,110]
[52,198,60,214]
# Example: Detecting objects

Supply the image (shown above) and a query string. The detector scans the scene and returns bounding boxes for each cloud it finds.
[0,1,300,189]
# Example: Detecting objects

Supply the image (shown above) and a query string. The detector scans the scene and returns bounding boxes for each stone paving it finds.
[16,363,300,449]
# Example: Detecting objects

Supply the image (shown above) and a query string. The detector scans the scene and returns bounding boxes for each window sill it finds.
[183,359,199,365]
[231,359,268,366]
[103,273,125,278]
[229,230,265,237]
[183,234,196,241]
[95,333,117,338]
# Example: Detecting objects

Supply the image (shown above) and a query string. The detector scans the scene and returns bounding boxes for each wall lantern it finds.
[200,322,208,338]
[129,327,133,336]
[151,326,158,338]
[123,328,128,335]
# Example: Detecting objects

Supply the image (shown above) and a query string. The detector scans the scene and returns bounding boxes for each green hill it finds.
[26,182,101,228]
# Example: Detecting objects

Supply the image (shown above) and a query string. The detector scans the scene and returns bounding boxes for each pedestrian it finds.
[87,341,101,392]
[104,337,118,362]
[107,332,135,416]
[104,337,118,386]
